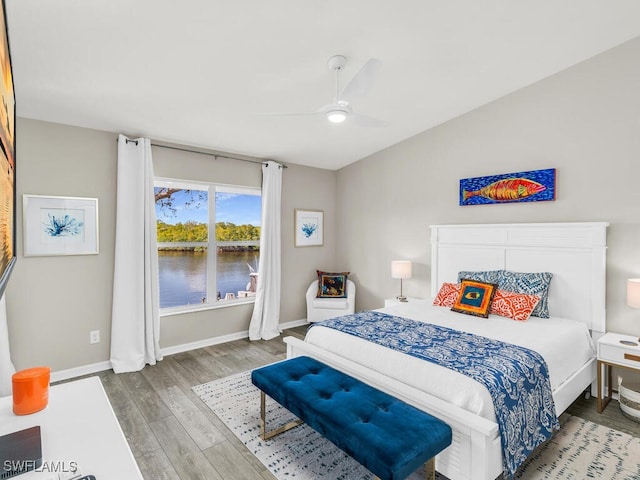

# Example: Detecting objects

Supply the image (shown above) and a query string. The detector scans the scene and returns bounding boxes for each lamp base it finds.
[396,295,408,302]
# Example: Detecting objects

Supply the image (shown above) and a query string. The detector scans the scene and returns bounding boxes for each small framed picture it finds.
[294,209,323,247]
[23,195,99,256]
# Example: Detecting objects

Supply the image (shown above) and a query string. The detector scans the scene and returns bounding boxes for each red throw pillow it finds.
[490,289,541,321]
[435,282,540,321]
[433,282,461,307]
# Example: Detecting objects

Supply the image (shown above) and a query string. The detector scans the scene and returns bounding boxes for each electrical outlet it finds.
[89,330,100,344]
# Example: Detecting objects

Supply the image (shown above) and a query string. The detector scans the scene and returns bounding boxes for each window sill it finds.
[160,297,256,317]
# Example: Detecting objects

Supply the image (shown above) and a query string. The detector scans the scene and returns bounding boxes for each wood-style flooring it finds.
[67,325,640,479]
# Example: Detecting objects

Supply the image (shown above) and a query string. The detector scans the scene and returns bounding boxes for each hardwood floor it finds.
[67,325,640,479]
[565,389,640,438]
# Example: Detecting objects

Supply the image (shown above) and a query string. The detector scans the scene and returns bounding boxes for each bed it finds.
[283,222,609,480]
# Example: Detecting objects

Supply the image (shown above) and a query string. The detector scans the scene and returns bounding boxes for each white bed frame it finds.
[284,222,608,480]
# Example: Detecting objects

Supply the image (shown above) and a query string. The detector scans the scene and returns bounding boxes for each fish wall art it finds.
[459,168,556,206]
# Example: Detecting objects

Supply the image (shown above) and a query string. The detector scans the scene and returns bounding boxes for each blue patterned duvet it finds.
[312,311,560,479]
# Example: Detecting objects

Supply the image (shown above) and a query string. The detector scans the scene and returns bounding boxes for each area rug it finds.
[193,370,640,480]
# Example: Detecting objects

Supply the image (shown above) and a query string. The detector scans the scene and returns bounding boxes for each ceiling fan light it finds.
[327,110,348,123]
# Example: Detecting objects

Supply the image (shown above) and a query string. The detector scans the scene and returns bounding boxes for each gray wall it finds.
[336,37,640,382]
[7,119,118,372]
[7,119,336,373]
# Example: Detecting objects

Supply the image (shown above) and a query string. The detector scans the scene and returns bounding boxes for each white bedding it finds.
[304,300,596,422]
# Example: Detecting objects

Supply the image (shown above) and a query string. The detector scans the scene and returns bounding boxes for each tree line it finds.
[157,220,260,244]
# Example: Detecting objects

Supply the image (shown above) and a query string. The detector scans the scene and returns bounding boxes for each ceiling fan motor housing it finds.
[327,55,347,71]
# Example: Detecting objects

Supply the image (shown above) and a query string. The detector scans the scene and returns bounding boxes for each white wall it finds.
[336,37,640,341]
[7,119,336,373]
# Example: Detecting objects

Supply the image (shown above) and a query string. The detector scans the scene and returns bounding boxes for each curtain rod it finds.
[123,138,287,168]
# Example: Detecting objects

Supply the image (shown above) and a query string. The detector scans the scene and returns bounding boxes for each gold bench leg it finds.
[425,457,435,480]
[259,391,304,441]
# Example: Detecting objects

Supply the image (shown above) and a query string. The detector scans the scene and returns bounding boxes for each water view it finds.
[158,250,259,308]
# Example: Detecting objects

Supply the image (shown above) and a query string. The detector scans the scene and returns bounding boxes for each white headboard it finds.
[430,222,608,334]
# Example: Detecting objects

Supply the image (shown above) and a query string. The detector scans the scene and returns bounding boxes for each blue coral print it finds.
[43,213,84,237]
[301,222,317,238]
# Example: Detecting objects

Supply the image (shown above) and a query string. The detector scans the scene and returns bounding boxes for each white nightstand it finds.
[597,332,640,413]
[384,297,423,307]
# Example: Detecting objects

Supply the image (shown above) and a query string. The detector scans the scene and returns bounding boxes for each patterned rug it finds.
[193,370,640,480]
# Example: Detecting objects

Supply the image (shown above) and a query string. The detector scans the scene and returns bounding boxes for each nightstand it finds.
[597,332,640,413]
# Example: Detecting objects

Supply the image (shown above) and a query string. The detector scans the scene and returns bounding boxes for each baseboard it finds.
[161,330,249,356]
[50,360,112,383]
[161,319,308,356]
[50,320,309,382]
[280,318,309,330]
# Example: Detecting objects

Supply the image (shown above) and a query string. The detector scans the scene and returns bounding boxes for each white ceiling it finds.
[6,1,640,170]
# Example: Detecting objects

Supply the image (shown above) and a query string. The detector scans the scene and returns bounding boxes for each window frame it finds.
[155,177,261,315]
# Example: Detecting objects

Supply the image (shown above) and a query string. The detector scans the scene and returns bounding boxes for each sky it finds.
[154,188,261,226]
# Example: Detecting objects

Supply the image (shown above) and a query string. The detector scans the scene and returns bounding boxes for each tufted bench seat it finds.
[251,356,452,480]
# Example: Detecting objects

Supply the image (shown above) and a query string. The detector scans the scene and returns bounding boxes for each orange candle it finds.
[12,367,50,415]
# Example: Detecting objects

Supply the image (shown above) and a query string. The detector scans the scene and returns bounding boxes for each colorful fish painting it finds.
[460,168,555,205]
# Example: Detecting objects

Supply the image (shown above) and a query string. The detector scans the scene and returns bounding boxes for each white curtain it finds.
[249,161,283,340]
[110,135,162,373]
[0,294,15,396]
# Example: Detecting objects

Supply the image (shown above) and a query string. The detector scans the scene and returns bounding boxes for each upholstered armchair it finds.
[305,279,356,323]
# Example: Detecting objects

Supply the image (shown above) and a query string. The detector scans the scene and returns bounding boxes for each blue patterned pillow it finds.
[457,270,502,284]
[497,271,553,318]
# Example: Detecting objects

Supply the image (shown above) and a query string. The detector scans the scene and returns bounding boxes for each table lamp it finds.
[391,261,412,302]
[625,278,640,345]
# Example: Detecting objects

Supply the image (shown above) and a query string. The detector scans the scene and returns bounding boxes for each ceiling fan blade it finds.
[351,112,389,128]
[340,58,382,102]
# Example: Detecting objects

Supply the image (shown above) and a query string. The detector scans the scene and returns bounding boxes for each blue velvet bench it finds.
[251,356,452,480]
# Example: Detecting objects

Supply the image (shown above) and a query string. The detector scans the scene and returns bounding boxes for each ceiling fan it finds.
[261,55,388,127]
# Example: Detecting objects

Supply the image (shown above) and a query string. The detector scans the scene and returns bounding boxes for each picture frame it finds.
[294,209,323,247]
[23,195,99,256]
[0,0,16,298]
[459,168,556,206]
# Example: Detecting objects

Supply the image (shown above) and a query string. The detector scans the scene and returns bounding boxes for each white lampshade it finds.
[391,261,412,279]
[627,279,640,308]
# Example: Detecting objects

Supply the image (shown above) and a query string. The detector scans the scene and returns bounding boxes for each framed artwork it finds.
[0,0,16,298]
[23,195,99,256]
[460,168,556,206]
[294,209,323,247]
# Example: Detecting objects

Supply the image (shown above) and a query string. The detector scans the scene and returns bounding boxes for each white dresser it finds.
[0,376,142,479]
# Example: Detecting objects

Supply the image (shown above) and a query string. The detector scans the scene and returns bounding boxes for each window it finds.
[154,178,261,311]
